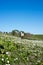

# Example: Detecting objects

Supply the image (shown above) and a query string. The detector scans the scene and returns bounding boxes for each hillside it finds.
[0,35,43,65]
[0,30,43,40]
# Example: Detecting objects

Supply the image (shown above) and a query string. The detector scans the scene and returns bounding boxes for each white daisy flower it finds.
[6,64,10,65]
[1,58,4,61]
[6,52,9,55]
[7,60,9,64]
[14,58,18,61]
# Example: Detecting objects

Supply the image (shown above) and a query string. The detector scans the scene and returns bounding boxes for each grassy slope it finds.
[0,35,43,65]
[0,33,43,40]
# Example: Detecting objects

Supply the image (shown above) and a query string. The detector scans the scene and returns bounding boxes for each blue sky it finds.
[0,0,43,34]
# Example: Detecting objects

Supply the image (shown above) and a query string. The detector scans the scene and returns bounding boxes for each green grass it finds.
[0,36,43,65]
[27,34,43,40]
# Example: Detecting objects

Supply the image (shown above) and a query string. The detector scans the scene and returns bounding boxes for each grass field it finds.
[30,35,43,40]
[0,35,43,65]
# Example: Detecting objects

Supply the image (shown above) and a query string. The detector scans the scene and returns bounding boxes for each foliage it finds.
[0,36,43,65]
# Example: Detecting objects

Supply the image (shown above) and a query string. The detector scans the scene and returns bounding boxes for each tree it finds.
[11,30,20,37]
